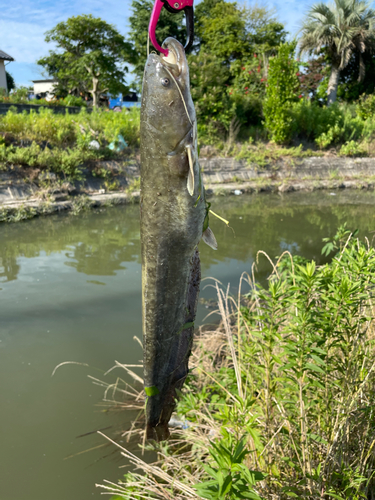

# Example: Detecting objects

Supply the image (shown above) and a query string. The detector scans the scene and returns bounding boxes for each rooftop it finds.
[32,79,57,83]
[0,50,14,61]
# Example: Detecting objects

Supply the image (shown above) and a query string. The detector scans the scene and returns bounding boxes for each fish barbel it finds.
[140,38,216,441]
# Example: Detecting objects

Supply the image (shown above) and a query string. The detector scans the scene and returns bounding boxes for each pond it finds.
[1,189,375,500]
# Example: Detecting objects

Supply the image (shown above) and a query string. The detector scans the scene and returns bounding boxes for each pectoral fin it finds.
[202,227,218,250]
[186,145,195,196]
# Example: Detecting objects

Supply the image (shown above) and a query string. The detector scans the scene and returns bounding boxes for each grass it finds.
[94,226,375,500]
[235,142,320,169]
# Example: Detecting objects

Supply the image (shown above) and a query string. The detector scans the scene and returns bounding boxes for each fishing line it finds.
[163,65,193,126]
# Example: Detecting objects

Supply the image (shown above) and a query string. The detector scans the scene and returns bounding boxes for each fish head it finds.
[141,38,195,153]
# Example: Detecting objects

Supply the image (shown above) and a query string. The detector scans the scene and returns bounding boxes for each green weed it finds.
[0,205,37,223]
[125,177,140,194]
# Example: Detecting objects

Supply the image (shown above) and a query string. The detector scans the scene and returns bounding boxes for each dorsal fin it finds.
[202,227,218,250]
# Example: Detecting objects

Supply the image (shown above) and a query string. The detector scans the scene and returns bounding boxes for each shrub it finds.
[339,140,363,156]
[0,107,140,149]
[356,93,375,120]
[0,142,98,179]
[263,43,300,144]
[290,100,366,149]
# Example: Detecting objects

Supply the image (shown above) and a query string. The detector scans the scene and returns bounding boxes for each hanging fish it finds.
[140,37,217,441]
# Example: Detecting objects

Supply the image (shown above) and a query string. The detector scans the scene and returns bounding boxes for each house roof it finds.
[32,79,57,83]
[0,50,14,61]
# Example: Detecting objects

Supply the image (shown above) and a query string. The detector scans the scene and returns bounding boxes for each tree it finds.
[299,0,375,105]
[337,50,375,100]
[298,56,326,100]
[6,71,15,92]
[197,1,249,63]
[190,1,287,135]
[37,14,134,107]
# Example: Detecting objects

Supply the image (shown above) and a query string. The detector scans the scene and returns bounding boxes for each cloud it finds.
[0,21,50,63]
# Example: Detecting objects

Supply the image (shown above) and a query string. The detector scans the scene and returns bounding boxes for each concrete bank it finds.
[1,156,375,219]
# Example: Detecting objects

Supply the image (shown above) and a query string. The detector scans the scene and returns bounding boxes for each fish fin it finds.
[186,145,195,196]
[202,227,218,250]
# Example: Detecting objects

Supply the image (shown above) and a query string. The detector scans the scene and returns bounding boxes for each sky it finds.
[1,0,318,87]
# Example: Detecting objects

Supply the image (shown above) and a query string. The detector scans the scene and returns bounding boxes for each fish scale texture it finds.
[140,38,206,441]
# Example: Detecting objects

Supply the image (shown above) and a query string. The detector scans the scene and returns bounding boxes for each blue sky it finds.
[1,0,317,87]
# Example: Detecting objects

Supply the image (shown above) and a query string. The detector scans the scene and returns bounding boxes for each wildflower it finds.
[245,91,248,94]
[254,53,257,58]
[257,65,261,73]
[260,78,264,82]
[298,94,302,98]
[245,86,248,90]
[242,67,245,70]
[296,72,300,76]
[248,70,252,74]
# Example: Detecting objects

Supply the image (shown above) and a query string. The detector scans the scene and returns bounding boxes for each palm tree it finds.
[299,0,375,104]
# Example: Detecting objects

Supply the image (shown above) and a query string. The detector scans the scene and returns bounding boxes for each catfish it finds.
[140,37,216,441]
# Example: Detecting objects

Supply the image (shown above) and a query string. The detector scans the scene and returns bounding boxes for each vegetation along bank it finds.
[2,104,375,222]
[96,227,375,499]
[5,0,375,221]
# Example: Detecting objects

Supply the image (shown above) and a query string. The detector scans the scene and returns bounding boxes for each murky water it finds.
[1,190,375,500]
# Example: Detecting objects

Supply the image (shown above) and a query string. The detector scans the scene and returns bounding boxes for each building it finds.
[0,50,14,92]
[32,79,58,100]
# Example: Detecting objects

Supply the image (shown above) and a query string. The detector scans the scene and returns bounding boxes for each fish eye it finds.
[161,78,170,87]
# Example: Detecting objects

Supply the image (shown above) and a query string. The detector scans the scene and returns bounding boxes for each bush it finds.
[356,93,375,120]
[290,100,367,149]
[263,43,300,144]
[0,106,140,149]
[0,141,97,179]
[339,140,363,156]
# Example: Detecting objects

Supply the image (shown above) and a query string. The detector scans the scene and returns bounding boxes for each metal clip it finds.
[149,0,194,56]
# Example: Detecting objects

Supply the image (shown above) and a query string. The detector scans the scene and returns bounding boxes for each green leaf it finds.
[305,362,325,374]
[144,385,159,396]
[219,474,232,496]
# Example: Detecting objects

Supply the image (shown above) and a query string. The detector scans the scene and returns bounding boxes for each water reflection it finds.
[0,207,141,282]
[1,190,375,284]
[0,255,20,282]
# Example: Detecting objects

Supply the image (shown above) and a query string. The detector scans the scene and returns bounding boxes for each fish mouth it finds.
[160,37,188,80]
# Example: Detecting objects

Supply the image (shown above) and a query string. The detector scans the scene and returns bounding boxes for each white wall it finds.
[0,60,7,91]
[33,81,56,98]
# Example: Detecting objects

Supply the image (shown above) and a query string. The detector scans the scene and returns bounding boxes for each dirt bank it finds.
[1,156,375,220]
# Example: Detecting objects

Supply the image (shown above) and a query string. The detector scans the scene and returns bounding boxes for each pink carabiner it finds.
[149,0,194,57]
[149,0,168,56]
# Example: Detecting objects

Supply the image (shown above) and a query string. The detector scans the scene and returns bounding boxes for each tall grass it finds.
[96,228,375,500]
